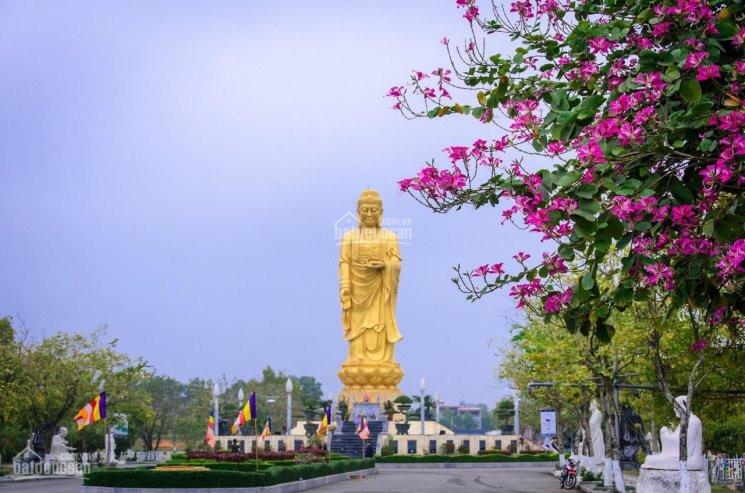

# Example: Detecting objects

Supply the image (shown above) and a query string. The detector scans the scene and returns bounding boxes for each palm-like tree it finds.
[411,394,436,421]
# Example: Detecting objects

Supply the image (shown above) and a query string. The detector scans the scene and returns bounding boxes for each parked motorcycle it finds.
[559,457,578,489]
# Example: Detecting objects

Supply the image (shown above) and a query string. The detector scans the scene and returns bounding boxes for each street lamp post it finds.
[285,379,293,436]
[419,378,426,435]
[237,388,244,435]
[513,391,520,436]
[213,383,221,439]
[435,391,440,425]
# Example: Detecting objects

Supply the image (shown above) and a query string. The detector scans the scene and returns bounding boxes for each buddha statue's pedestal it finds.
[338,361,403,405]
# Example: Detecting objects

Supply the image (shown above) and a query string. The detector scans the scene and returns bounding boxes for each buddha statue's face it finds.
[358,202,382,228]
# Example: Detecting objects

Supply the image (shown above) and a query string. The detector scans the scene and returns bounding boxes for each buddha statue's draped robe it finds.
[339,227,402,363]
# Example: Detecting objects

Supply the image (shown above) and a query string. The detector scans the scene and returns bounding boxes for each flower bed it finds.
[376,452,559,463]
[83,459,375,488]
[185,447,326,462]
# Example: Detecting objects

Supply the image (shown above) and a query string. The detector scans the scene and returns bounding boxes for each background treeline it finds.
[0,316,325,458]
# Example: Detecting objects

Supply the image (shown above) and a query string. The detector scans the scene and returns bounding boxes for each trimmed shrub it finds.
[83,459,375,488]
[84,468,266,488]
[376,452,559,463]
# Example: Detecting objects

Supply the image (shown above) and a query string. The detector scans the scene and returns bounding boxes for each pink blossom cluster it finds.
[545,288,573,312]
[397,165,466,198]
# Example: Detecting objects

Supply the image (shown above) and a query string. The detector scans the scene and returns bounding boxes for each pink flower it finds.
[386,86,404,97]
[472,264,490,277]
[488,263,505,274]
[440,37,450,45]
[588,37,613,54]
[671,205,697,227]
[700,163,733,187]
[684,52,708,69]
[735,61,745,74]
[443,146,469,163]
[545,295,561,312]
[651,21,671,37]
[398,178,413,191]
[696,65,721,81]
[643,263,675,288]
[733,26,745,46]
[547,141,566,154]
[617,123,644,146]
[690,339,709,352]
[464,5,479,22]
[513,252,531,263]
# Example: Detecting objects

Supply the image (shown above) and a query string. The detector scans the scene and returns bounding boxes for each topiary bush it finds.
[84,459,375,488]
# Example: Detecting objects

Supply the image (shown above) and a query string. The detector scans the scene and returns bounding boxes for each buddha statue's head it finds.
[673,395,687,418]
[59,427,68,437]
[357,189,383,228]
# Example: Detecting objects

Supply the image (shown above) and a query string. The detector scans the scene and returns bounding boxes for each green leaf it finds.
[581,272,595,290]
[573,216,597,238]
[670,180,694,204]
[557,171,581,186]
[558,244,575,260]
[680,78,702,104]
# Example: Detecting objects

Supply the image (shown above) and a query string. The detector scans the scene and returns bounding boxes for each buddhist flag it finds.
[356,416,369,440]
[259,417,272,442]
[317,406,331,438]
[231,392,257,434]
[74,391,107,430]
[206,411,216,448]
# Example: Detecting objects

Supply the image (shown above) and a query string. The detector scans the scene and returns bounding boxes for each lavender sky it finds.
[0,1,543,405]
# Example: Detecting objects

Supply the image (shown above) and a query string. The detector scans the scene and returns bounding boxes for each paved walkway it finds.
[308,467,564,492]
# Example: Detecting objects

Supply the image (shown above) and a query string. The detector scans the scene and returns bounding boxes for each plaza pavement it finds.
[0,467,564,492]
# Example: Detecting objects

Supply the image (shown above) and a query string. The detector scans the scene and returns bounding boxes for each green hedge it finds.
[161,460,275,472]
[83,459,375,488]
[376,453,559,463]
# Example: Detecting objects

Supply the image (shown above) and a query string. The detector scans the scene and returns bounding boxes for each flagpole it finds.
[254,419,259,472]
[104,416,109,466]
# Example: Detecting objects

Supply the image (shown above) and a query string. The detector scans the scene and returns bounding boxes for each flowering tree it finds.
[391,0,744,490]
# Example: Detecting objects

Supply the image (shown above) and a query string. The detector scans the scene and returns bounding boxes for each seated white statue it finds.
[49,427,75,458]
[642,395,704,470]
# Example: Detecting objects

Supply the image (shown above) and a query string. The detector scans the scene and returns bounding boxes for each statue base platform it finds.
[338,389,401,408]
[337,361,403,405]
[636,468,710,493]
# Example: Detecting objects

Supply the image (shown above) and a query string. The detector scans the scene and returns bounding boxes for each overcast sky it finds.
[0,1,544,406]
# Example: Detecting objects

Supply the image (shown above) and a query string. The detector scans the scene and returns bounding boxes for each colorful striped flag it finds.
[206,411,216,448]
[356,416,369,440]
[259,417,272,442]
[317,406,331,438]
[74,391,107,430]
[231,392,257,434]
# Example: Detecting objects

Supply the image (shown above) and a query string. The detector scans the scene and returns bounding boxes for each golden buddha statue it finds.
[337,190,404,403]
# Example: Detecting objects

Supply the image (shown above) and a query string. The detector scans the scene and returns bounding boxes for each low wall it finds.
[375,434,530,455]
[377,461,557,469]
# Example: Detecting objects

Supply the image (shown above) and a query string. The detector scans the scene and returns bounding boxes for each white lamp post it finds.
[419,378,426,435]
[285,378,293,436]
[513,391,520,436]
[236,388,244,435]
[435,391,441,425]
[213,383,220,438]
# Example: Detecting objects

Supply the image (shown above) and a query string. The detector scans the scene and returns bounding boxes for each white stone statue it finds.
[49,427,75,459]
[589,400,605,467]
[637,396,710,493]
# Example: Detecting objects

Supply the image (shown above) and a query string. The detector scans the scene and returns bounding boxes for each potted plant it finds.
[337,397,350,422]
[393,395,412,435]
[383,400,396,421]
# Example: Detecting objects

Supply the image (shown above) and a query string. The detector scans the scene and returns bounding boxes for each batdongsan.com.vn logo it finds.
[333,211,412,246]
